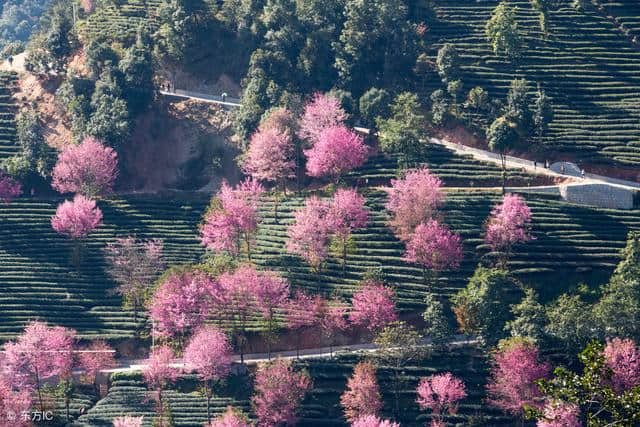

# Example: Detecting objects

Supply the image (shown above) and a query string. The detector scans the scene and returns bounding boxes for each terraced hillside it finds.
[0,71,18,160]
[598,0,640,40]
[350,144,547,186]
[0,196,207,340]
[73,346,515,427]
[1,190,639,339]
[427,0,640,169]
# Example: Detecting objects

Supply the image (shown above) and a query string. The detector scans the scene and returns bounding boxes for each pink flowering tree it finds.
[328,188,369,274]
[3,321,76,413]
[298,92,347,143]
[304,125,368,182]
[286,196,333,273]
[385,167,445,241]
[252,268,290,359]
[351,415,400,427]
[349,281,397,333]
[206,406,251,427]
[603,338,640,393]
[112,416,144,427]
[143,346,178,423]
[536,400,582,427]
[340,361,382,423]
[104,237,165,324]
[285,290,322,357]
[487,338,551,419]
[52,137,118,198]
[416,372,467,427]
[0,171,21,203]
[51,194,103,266]
[318,297,349,356]
[243,112,296,221]
[252,359,312,427]
[404,220,463,287]
[77,340,116,394]
[217,266,259,363]
[183,326,233,421]
[485,194,534,267]
[0,374,32,427]
[200,179,264,261]
[148,269,221,344]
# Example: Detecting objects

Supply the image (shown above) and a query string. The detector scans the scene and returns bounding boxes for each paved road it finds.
[159,89,241,107]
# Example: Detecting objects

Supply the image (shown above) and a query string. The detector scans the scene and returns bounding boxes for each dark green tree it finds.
[485,2,522,59]
[376,92,427,168]
[504,288,547,344]
[120,29,155,114]
[86,93,131,149]
[436,43,460,84]
[429,89,449,126]
[423,293,454,349]
[487,116,518,193]
[358,87,390,129]
[451,267,523,346]
[545,293,593,353]
[533,84,553,140]
[505,78,533,133]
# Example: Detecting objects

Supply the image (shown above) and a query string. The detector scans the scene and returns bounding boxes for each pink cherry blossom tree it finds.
[328,188,368,274]
[304,125,368,182]
[349,281,397,333]
[285,290,322,357]
[52,137,118,197]
[340,361,382,423]
[385,167,445,241]
[0,374,32,427]
[77,340,116,394]
[252,359,312,427]
[286,196,333,273]
[485,194,534,267]
[148,269,221,344]
[404,220,463,287]
[143,346,178,423]
[0,171,21,203]
[298,92,347,143]
[200,179,264,261]
[217,267,259,363]
[51,194,103,242]
[252,269,290,359]
[537,400,582,427]
[113,416,144,427]
[104,237,165,324]
[318,297,349,356]
[603,337,640,393]
[487,338,551,418]
[206,406,250,427]
[416,372,467,427]
[351,415,400,427]
[183,326,233,421]
[3,321,76,412]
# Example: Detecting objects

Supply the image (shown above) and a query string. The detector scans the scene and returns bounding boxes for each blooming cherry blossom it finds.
[485,194,534,265]
[603,337,640,393]
[51,194,103,240]
[298,92,347,143]
[417,372,467,426]
[286,196,333,272]
[304,125,368,181]
[351,415,400,427]
[340,361,382,423]
[349,281,397,332]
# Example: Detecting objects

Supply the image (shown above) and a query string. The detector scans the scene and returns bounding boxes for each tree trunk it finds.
[342,241,347,276]
[206,384,212,422]
[273,193,279,224]
[501,153,507,194]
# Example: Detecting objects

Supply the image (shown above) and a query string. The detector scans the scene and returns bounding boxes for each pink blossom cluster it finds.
[304,125,368,180]
[112,416,144,427]
[298,93,347,143]
[206,407,250,427]
[603,337,640,393]
[485,194,534,252]
[349,281,397,332]
[243,115,296,184]
[340,361,382,422]
[0,171,21,203]
[51,194,103,239]
[351,415,400,427]
[404,220,463,272]
[537,400,582,427]
[200,179,264,256]
[416,372,467,425]
[183,326,233,383]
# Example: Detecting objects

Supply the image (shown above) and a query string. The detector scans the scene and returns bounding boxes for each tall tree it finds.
[200,179,264,261]
[349,281,397,333]
[104,237,165,324]
[77,340,116,394]
[304,125,368,182]
[452,267,523,345]
[603,338,640,393]
[358,87,391,129]
[404,220,463,286]
[385,167,445,241]
[286,196,333,273]
[148,269,221,343]
[285,291,322,357]
[377,92,427,168]
[298,92,347,144]
[436,43,460,84]
[422,293,455,349]
[252,268,290,358]
[340,361,383,423]
[505,78,533,133]
[183,326,234,421]
[485,193,534,266]
[52,137,118,197]
[374,321,425,417]
[487,116,519,193]
[3,321,76,413]
[252,359,312,427]
[143,346,179,426]
[51,195,103,266]
[485,2,522,59]
[486,338,550,419]
[533,84,553,140]
[205,406,251,427]
[351,415,400,427]
[0,374,32,427]
[416,372,467,427]
[0,171,21,203]
[328,188,369,273]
